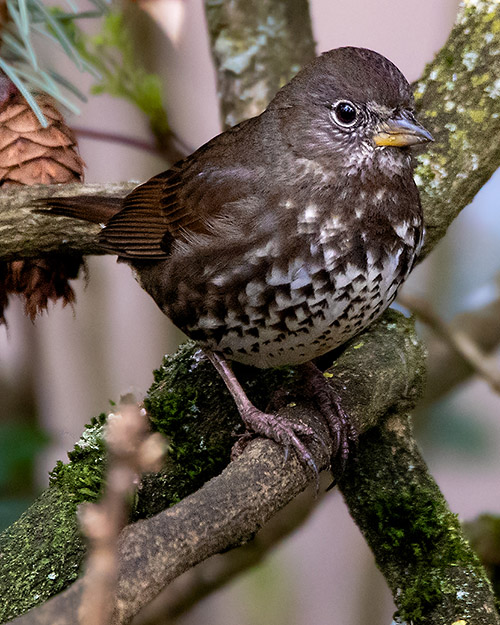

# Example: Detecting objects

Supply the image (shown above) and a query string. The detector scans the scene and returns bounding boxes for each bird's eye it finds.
[331,101,358,127]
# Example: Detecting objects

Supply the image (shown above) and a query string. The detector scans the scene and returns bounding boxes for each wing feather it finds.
[99,116,268,259]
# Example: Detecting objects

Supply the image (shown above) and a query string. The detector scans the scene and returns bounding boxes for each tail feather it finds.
[38,193,170,259]
[41,195,123,225]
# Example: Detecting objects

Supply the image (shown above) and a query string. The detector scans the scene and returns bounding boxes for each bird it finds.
[45,46,433,476]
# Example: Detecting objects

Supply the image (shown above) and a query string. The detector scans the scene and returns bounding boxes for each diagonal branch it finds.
[414,1,500,258]
[400,293,500,395]
[424,290,500,403]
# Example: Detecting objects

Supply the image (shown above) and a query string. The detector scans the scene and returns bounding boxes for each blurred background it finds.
[2,0,500,623]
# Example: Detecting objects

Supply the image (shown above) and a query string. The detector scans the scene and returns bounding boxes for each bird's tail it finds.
[40,195,124,225]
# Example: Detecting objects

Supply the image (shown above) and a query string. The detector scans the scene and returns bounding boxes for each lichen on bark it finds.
[204,0,315,128]
[414,0,500,258]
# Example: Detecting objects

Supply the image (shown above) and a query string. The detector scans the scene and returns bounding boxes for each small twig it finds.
[73,127,160,156]
[78,396,165,625]
[399,293,500,395]
[73,127,193,162]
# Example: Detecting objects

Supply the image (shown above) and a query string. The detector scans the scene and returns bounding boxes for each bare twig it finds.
[73,128,194,161]
[399,293,500,395]
[78,397,164,625]
[424,292,500,403]
[73,128,159,156]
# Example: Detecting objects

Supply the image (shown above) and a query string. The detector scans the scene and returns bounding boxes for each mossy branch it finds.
[340,411,498,624]
[4,313,498,624]
[414,0,500,258]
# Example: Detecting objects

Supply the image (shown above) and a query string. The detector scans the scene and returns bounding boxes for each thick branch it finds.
[204,0,315,128]
[1,311,421,621]
[131,481,326,624]
[8,312,497,624]
[4,312,421,623]
[415,1,500,258]
[340,411,499,624]
[0,183,135,261]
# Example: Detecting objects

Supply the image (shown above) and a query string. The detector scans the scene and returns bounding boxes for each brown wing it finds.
[99,168,180,259]
[99,118,263,260]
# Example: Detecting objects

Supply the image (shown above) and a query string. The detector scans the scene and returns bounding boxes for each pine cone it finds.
[0,94,84,185]
[0,88,85,323]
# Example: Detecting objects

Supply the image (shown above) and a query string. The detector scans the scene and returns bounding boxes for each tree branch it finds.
[7,312,498,624]
[400,293,500,396]
[340,411,499,624]
[131,480,326,624]
[423,291,500,403]
[0,183,135,261]
[414,1,500,258]
[204,0,316,128]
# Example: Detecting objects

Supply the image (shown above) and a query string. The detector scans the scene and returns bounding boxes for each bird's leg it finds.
[206,351,319,476]
[299,361,358,477]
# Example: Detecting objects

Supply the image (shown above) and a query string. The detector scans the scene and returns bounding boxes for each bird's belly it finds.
[186,256,406,368]
[150,222,420,369]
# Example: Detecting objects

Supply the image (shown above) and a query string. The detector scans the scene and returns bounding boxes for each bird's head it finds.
[269,47,433,170]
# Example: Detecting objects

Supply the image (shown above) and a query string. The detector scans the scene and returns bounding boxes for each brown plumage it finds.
[46,47,433,474]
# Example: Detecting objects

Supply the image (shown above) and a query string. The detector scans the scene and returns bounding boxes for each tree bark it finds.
[204,0,316,128]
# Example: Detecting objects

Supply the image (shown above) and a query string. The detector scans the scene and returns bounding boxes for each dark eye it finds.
[331,101,358,127]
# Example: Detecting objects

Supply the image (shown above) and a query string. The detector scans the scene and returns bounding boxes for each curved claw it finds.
[323,399,358,477]
[299,362,358,479]
[240,406,320,479]
[286,430,318,478]
[205,351,323,482]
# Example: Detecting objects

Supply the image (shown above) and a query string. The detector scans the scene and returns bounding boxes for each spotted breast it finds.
[136,142,424,369]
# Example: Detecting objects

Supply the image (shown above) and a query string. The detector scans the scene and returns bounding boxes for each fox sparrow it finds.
[46,47,432,475]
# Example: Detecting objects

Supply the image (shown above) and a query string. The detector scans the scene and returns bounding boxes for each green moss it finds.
[464,514,500,600]
[339,410,492,623]
[414,161,437,193]
[135,341,299,517]
[0,415,111,620]
[49,414,107,504]
[368,481,476,621]
[0,489,84,622]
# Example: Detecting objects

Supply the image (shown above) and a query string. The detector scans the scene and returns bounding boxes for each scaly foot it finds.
[236,405,320,476]
[206,350,323,477]
[300,362,358,477]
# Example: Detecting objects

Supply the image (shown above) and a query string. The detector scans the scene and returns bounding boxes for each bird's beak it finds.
[373,114,433,147]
